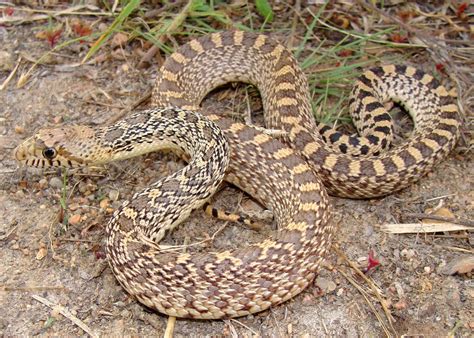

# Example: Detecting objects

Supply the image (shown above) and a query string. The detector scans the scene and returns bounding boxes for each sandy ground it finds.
[1,15,473,338]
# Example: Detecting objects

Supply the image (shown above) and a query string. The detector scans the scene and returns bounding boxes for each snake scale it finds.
[14,31,460,319]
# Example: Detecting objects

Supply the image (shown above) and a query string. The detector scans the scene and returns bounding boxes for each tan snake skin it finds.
[14,31,460,319]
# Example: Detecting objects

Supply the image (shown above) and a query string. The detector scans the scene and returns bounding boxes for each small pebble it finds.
[35,246,47,260]
[49,177,63,189]
[301,294,315,305]
[315,276,337,293]
[400,248,416,259]
[109,189,120,201]
[69,203,80,211]
[38,178,48,189]
[78,183,88,193]
[14,125,25,134]
[121,63,129,72]
[111,32,128,48]
[394,299,407,310]
[79,270,92,281]
[100,198,110,209]
[68,214,82,225]
[0,51,15,71]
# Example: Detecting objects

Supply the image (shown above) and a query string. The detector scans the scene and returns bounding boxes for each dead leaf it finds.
[36,243,48,260]
[422,207,455,224]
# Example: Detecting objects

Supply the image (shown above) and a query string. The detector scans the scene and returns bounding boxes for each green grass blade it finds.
[81,0,141,63]
[255,0,273,23]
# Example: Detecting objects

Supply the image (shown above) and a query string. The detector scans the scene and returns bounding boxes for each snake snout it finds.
[13,141,31,163]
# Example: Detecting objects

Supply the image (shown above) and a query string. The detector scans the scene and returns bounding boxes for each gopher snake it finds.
[15,31,460,319]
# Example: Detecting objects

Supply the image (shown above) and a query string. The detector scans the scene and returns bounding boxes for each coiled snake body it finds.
[15,31,460,319]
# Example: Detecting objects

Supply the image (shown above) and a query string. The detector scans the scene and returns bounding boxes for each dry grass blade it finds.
[333,246,396,337]
[0,56,21,91]
[336,268,393,338]
[406,212,474,227]
[164,316,176,338]
[32,295,98,337]
[381,222,472,234]
[0,5,113,25]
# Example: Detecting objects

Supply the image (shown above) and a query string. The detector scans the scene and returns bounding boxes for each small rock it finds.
[14,125,24,134]
[69,203,80,211]
[38,178,48,189]
[109,189,120,201]
[53,116,63,124]
[394,299,407,310]
[315,276,337,293]
[79,269,92,280]
[394,282,405,297]
[100,198,110,209]
[68,214,82,225]
[301,294,315,305]
[78,182,88,193]
[446,283,461,308]
[0,51,15,71]
[36,245,48,260]
[111,32,128,48]
[121,63,129,72]
[440,256,474,275]
[400,248,416,259]
[49,177,63,189]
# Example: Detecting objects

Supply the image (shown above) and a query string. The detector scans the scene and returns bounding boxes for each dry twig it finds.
[32,295,98,337]
[333,246,396,337]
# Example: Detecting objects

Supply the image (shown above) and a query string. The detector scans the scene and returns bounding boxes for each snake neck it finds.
[95,108,216,163]
[104,107,230,242]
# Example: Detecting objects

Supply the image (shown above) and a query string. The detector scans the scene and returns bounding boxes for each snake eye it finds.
[42,147,57,159]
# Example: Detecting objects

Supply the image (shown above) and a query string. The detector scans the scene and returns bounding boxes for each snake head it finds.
[14,126,110,168]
